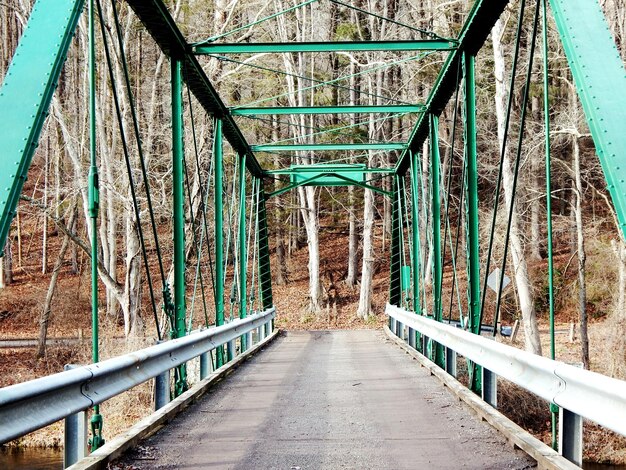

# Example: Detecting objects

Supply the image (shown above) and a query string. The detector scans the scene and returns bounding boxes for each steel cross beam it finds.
[231,105,425,116]
[195,40,456,54]
[395,0,510,175]
[252,143,407,152]
[124,0,263,177]
[266,167,396,175]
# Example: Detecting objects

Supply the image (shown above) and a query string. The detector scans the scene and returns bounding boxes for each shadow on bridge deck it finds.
[116,330,535,469]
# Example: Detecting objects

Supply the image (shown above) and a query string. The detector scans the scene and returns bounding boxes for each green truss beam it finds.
[0,0,85,255]
[267,167,396,175]
[549,0,626,236]
[268,173,389,198]
[195,40,456,54]
[231,105,424,116]
[395,0,510,175]
[252,143,406,152]
[124,0,263,177]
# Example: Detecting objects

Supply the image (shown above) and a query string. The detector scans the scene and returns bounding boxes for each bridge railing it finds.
[0,307,275,447]
[387,304,626,465]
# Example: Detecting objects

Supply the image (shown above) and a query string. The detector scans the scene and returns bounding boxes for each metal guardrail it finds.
[386,304,626,437]
[0,308,275,444]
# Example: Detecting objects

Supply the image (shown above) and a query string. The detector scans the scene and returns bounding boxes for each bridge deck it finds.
[118,330,535,469]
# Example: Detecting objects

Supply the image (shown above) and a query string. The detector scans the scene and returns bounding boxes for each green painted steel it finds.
[289,164,366,186]
[268,167,396,175]
[195,40,456,54]
[429,114,445,368]
[464,54,482,393]
[549,0,626,236]
[252,143,406,152]
[88,0,104,451]
[171,59,188,394]
[214,119,225,367]
[0,0,85,254]
[395,0,510,176]
[542,0,558,449]
[401,266,411,293]
[410,151,422,351]
[256,180,274,314]
[124,0,263,177]
[238,153,248,352]
[389,177,403,307]
[231,105,424,116]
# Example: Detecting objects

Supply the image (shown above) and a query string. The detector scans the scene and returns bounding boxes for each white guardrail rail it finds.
[0,307,275,444]
[386,304,626,436]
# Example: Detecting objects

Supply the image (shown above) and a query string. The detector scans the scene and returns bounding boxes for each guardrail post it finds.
[445,347,457,377]
[559,408,583,466]
[422,334,429,356]
[155,368,170,410]
[63,365,87,468]
[64,410,88,468]
[227,339,235,362]
[200,350,212,380]
[482,368,497,408]
[408,327,416,348]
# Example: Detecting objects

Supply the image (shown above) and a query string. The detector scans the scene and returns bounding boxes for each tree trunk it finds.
[37,207,77,357]
[492,18,542,355]
[357,184,375,318]
[346,184,358,288]
[611,239,626,377]
[573,133,590,369]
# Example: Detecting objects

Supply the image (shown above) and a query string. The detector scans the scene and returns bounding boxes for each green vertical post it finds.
[410,151,422,351]
[171,58,187,395]
[238,153,247,351]
[464,53,482,393]
[257,179,274,313]
[542,0,558,449]
[429,114,445,368]
[88,0,104,451]
[214,118,225,367]
[389,176,403,307]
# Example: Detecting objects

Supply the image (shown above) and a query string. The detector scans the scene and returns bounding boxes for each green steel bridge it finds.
[1,0,626,468]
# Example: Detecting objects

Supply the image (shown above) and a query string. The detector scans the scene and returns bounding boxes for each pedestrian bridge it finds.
[114,330,534,469]
[1,0,626,468]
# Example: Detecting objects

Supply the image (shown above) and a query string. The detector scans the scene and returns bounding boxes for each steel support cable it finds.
[183,136,210,333]
[109,0,172,301]
[493,0,542,333]
[328,0,449,41]
[437,60,462,307]
[216,54,416,106]
[268,112,411,146]
[239,114,379,148]
[250,177,260,312]
[195,0,320,44]
[245,175,255,305]
[95,0,165,339]
[396,175,408,308]
[243,53,435,108]
[446,160,467,324]
[477,0,527,331]
[184,75,217,312]
[187,89,217,301]
[444,68,469,325]
[224,162,240,298]
[414,149,430,313]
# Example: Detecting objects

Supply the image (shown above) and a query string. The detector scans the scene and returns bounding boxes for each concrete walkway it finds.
[117,330,535,469]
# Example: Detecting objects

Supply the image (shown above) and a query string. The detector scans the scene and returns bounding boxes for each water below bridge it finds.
[115,330,534,469]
